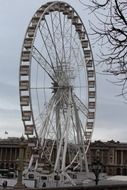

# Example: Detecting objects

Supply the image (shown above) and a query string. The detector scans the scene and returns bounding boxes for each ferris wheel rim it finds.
[19,1,96,153]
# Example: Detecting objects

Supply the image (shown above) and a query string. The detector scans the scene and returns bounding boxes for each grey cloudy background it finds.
[0,0,127,141]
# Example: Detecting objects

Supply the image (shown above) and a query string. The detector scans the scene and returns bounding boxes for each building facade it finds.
[0,138,20,171]
[0,138,127,176]
[88,140,127,175]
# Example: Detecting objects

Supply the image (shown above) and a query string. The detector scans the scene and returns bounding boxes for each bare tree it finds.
[79,0,127,98]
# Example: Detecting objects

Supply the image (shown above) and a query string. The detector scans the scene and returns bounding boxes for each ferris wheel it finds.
[19,1,96,185]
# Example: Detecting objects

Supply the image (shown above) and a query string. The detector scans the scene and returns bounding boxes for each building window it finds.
[116,168,121,175]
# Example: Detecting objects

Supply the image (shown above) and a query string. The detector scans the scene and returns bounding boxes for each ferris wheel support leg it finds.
[56,101,61,170]
[35,158,38,170]
[61,91,71,171]
[84,151,89,174]
[54,135,65,171]
[28,154,34,171]
[63,172,76,186]
[54,113,70,171]
[73,95,90,173]
[61,134,68,171]
[73,98,84,170]
[54,91,70,172]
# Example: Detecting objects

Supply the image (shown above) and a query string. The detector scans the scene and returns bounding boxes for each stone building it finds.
[0,137,28,177]
[88,140,127,175]
[0,138,20,170]
[0,138,127,176]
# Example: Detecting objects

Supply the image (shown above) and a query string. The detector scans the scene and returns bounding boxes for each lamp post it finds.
[14,136,26,189]
[91,149,103,185]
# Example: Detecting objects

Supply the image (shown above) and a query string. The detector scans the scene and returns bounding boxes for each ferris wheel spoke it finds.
[38,94,56,139]
[33,46,53,71]
[38,26,57,75]
[32,46,56,82]
[40,110,55,146]
[58,12,66,63]
[73,93,88,117]
[51,11,66,63]
[35,63,41,115]
[50,13,59,69]
[31,86,52,90]
[65,22,75,67]
[70,37,85,94]
[72,36,86,69]
[41,121,56,162]
[44,18,63,71]
[61,90,73,170]
[71,42,83,68]
[68,19,73,65]
[73,48,82,96]
[38,88,64,145]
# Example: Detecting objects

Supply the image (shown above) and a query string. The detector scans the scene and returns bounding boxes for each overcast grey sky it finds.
[0,0,127,142]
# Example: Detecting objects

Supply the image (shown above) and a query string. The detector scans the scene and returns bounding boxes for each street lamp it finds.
[14,136,26,189]
[91,149,103,185]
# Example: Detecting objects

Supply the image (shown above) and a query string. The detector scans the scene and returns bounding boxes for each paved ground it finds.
[1,176,127,189]
[83,178,127,187]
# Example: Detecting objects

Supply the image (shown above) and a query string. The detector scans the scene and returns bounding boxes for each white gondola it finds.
[88,80,95,88]
[20,80,29,91]
[25,125,34,135]
[84,50,91,58]
[87,70,95,78]
[89,91,96,98]
[88,112,95,119]
[20,96,29,106]
[88,101,96,109]
[21,51,30,62]
[81,40,89,48]
[20,65,29,76]
[72,16,79,25]
[24,38,33,49]
[67,10,74,19]
[22,111,31,121]
[75,23,82,32]
[86,122,93,129]
[27,26,36,37]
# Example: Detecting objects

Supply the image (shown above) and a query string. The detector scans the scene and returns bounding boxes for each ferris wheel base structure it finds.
[19,1,96,186]
[23,170,96,187]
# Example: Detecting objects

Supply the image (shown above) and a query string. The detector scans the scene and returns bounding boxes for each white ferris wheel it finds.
[19,1,96,185]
